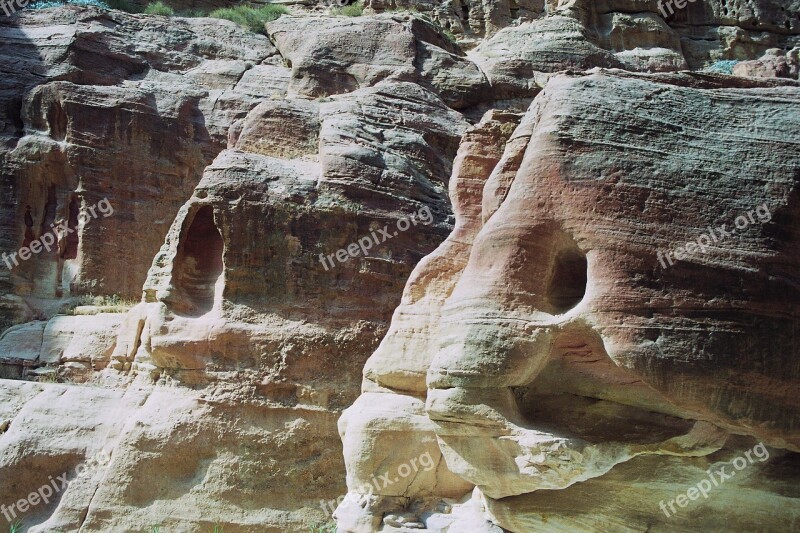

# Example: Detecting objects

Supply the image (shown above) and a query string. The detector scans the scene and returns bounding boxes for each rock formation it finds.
[0,1,798,532]
[339,69,800,531]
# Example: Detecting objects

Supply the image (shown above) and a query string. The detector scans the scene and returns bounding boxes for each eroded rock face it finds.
[0,8,471,531]
[366,0,546,39]
[113,81,466,376]
[0,6,283,329]
[1,2,800,532]
[339,70,800,531]
[266,14,491,108]
[734,47,800,78]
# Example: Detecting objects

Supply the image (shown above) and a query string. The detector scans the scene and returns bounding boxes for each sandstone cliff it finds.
[0,1,798,532]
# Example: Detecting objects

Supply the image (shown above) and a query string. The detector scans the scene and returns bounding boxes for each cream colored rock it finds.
[341,70,800,532]
[41,314,121,366]
[598,12,687,71]
[336,111,520,531]
[363,110,522,394]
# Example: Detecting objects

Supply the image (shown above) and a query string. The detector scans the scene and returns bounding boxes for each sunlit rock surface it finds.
[0,2,798,532]
[339,70,800,531]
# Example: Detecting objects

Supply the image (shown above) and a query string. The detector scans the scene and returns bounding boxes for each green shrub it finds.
[144,0,173,15]
[63,293,139,315]
[208,4,288,33]
[332,1,363,16]
[414,12,457,44]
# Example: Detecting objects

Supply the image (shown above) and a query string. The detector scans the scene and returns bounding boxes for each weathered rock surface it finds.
[366,0,546,39]
[0,7,471,531]
[1,2,800,532]
[0,6,285,333]
[340,70,800,531]
[266,14,491,108]
[734,46,800,78]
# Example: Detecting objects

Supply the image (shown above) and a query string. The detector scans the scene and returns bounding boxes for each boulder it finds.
[266,14,491,108]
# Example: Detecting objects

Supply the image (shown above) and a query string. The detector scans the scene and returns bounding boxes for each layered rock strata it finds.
[339,70,800,531]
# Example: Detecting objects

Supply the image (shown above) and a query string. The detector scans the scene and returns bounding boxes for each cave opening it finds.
[173,205,224,316]
[546,242,588,314]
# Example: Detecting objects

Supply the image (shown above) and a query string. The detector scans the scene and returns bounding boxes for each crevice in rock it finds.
[40,185,57,243]
[48,99,68,142]
[171,205,224,317]
[62,195,80,261]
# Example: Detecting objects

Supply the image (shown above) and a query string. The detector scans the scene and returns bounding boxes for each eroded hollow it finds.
[62,196,79,260]
[546,236,587,314]
[172,206,224,316]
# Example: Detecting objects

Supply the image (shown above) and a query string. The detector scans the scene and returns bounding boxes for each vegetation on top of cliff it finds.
[331,1,362,17]
[208,4,288,33]
[143,0,173,15]
[28,0,289,31]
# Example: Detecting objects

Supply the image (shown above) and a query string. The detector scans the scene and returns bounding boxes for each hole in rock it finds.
[459,0,469,24]
[173,206,224,316]
[546,239,587,314]
[62,196,79,260]
[48,100,67,141]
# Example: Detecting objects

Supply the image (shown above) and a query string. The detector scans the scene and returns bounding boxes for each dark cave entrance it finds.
[173,205,224,316]
[546,240,588,314]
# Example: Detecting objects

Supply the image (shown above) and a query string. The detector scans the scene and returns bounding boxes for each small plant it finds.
[64,293,138,314]
[441,28,457,44]
[144,1,173,15]
[309,523,336,533]
[332,1,363,17]
[212,525,224,533]
[149,527,162,533]
[414,12,457,44]
[9,519,23,533]
[208,4,288,34]
[36,371,59,383]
